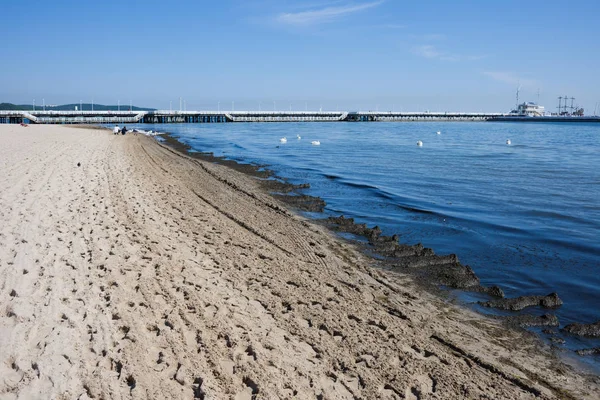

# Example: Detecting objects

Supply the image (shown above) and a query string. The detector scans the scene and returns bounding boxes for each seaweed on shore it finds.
[160,133,273,178]
[270,193,326,213]
[500,314,560,328]
[326,215,504,296]
[575,347,600,356]
[479,293,563,311]
[563,321,600,338]
[160,132,325,212]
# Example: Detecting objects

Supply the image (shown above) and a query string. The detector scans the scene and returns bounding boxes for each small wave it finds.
[540,237,599,257]
[464,153,506,159]
[373,190,395,201]
[401,207,533,239]
[332,178,401,202]
[396,204,437,215]
[339,180,379,191]
[526,210,598,226]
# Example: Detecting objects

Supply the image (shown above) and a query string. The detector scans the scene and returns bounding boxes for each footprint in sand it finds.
[404,374,436,399]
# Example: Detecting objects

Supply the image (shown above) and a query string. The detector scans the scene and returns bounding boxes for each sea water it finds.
[131,121,600,371]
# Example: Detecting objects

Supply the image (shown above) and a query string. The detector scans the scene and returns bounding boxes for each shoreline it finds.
[158,131,503,292]
[159,133,327,213]
[142,129,600,382]
[1,124,599,398]
[157,130,600,365]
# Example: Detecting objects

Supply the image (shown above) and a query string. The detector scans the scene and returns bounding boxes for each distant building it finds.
[511,102,545,117]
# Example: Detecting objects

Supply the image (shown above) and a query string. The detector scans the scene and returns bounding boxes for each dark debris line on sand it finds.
[576,348,600,356]
[324,215,600,343]
[479,293,563,311]
[327,215,504,295]
[563,321,600,337]
[325,215,573,330]
[159,132,326,212]
[501,314,560,328]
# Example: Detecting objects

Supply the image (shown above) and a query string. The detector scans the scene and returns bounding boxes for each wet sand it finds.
[0,124,599,399]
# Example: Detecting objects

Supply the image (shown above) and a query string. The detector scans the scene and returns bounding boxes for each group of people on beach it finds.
[113,125,127,135]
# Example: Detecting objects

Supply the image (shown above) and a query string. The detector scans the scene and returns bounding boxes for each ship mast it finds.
[558,96,562,115]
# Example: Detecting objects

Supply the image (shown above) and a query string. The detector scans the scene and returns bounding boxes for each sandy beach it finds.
[0,124,599,399]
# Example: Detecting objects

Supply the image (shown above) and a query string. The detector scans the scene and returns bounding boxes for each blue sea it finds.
[130,121,600,371]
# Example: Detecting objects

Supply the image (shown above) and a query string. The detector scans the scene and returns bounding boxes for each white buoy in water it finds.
[417,140,423,147]
[280,137,287,143]
[506,139,511,145]
[311,140,321,146]
[436,131,441,135]
[297,134,301,140]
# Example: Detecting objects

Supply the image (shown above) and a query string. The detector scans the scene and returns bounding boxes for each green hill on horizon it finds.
[0,102,156,111]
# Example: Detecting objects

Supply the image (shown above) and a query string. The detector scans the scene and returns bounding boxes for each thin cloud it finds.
[413,44,483,62]
[409,33,446,41]
[413,45,459,61]
[482,71,536,86]
[276,1,384,26]
[381,23,407,29]
[413,45,443,59]
[466,55,487,61]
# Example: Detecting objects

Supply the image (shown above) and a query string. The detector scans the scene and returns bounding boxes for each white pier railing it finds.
[0,110,510,124]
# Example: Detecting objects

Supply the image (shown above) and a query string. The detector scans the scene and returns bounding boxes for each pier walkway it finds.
[0,110,508,124]
[4,110,598,124]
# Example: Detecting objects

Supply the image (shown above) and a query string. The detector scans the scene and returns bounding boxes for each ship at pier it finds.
[490,92,599,122]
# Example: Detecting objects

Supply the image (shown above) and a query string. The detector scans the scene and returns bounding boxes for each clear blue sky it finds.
[2,0,599,112]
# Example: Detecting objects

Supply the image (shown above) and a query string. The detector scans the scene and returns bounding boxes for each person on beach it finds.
[121,126,127,135]
[113,125,120,135]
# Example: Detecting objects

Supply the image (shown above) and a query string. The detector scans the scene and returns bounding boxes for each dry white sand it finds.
[0,124,598,399]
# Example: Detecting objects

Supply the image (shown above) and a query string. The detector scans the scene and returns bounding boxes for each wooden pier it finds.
[5,110,597,124]
[0,110,510,124]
